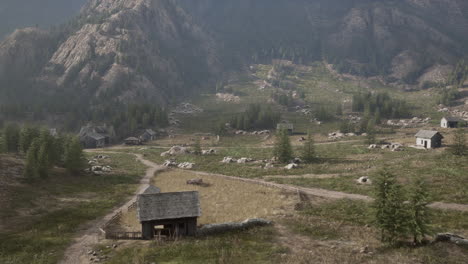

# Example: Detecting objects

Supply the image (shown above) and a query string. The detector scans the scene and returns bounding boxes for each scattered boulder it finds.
[178,162,195,169]
[368,144,378,149]
[91,166,103,172]
[216,93,241,103]
[298,137,306,142]
[237,157,254,164]
[163,160,178,168]
[161,146,190,157]
[221,157,237,163]
[285,163,298,170]
[357,176,372,185]
[101,166,112,172]
[264,163,274,169]
[202,149,217,155]
[186,178,204,185]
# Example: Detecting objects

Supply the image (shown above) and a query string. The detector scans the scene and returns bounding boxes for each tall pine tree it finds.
[373,169,408,244]
[301,131,316,163]
[408,177,431,244]
[449,128,466,156]
[65,137,86,175]
[274,129,293,163]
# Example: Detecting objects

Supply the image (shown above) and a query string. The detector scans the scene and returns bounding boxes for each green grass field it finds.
[0,153,146,264]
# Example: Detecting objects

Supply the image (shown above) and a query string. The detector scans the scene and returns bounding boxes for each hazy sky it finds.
[0,0,87,39]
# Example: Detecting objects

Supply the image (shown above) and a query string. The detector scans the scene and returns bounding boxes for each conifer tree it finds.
[366,121,377,145]
[65,137,85,175]
[24,139,40,179]
[449,128,466,156]
[3,123,20,153]
[301,131,316,163]
[373,169,408,244]
[408,177,431,244]
[19,126,40,154]
[274,129,293,163]
[193,137,202,155]
[37,143,50,178]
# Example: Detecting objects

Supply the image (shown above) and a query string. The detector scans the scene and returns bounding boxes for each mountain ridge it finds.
[0,0,467,113]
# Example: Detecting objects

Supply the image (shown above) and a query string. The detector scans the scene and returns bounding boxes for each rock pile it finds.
[161,146,190,157]
[328,131,357,140]
[387,117,430,127]
[173,103,203,115]
[178,162,195,169]
[91,165,112,174]
[216,93,241,103]
[202,149,217,155]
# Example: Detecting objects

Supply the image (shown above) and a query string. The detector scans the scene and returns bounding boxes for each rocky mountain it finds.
[1,0,468,114]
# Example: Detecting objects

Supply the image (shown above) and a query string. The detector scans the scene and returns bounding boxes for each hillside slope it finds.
[0,0,467,120]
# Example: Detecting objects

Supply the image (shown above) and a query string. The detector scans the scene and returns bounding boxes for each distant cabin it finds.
[124,137,141,145]
[137,191,201,240]
[81,132,106,149]
[277,123,294,135]
[79,124,116,148]
[140,129,157,142]
[415,130,443,149]
[441,117,462,128]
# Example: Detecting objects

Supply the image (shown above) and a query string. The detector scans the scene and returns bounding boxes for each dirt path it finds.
[59,152,164,264]
[191,171,468,212]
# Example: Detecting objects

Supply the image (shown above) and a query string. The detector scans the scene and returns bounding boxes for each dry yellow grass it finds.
[153,170,298,225]
[119,169,298,230]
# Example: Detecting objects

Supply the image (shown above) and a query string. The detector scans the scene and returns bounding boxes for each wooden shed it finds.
[140,129,157,142]
[124,137,141,145]
[81,132,106,149]
[441,117,462,128]
[415,130,443,149]
[277,122,294,135]
[137,191,201,240]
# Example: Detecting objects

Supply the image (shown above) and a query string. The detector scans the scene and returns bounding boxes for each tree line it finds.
[0,124,86,179]
[229,104,281,131]
[352,92,411,120]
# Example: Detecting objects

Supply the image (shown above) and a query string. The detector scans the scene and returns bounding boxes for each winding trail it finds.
[60,150,468,263]
[59,152,164,264]
[190,171,468,212]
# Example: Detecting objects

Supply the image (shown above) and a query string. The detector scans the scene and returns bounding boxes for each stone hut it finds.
[137,191,201,240]
[415,130,443,149]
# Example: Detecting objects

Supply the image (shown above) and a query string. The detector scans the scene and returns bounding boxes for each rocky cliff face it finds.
[0,0,467,107]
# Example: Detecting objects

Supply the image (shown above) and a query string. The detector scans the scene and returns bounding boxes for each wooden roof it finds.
[142,185,161,195]
[137,191,201,222]
[443,116,462,122]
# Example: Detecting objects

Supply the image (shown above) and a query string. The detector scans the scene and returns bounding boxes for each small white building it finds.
[441,117,461,128]
[415,130,443,149]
